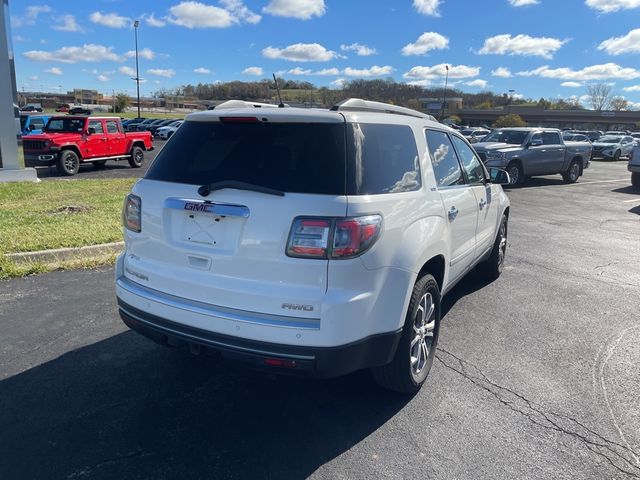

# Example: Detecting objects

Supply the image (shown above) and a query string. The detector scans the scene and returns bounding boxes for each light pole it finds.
[507,89,515,114]
[133,20,141,118]
[440,65,449,122]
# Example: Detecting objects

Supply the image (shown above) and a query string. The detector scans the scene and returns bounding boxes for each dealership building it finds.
[422,98,640,131]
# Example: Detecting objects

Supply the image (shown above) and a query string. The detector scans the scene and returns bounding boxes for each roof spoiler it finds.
[330,98,437,121]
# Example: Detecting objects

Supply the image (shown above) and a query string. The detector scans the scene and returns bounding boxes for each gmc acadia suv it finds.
[115,99,511,393]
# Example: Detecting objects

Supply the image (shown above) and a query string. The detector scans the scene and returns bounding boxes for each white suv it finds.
[116,99,511,393]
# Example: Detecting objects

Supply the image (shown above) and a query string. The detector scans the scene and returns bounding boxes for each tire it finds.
[372,275,441,394]
[93,160,107,169]
[478,214,508,281]
[56,150,80,176]
[562,160,581,184]
[632,172,640,188]
[128,146,144,168]
[613,150,621,161]
[506,161,524,186]
[166,131,173,139]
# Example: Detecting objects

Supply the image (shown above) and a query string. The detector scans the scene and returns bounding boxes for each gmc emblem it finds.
[281,303,314,312]
[184,202,214,213]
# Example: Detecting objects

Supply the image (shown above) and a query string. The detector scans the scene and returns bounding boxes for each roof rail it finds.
[330,98,437,121]
[213,100,287,110]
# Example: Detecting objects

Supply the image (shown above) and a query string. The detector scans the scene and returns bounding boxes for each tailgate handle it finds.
[164,198,250,218]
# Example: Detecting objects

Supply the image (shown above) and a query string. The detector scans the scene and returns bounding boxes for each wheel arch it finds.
[417,255,446,292]
[131,141,146,152]
[59,145,82,159]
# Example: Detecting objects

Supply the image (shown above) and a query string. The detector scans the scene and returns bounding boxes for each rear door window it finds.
[542,132,562,145]
[105,120,120,134]
[146,120,347,195]
[346,123,421,194]
[425,130,464,187]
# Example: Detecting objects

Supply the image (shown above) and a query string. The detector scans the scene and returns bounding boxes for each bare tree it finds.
[587,83,612,111]
[610,96,629,111]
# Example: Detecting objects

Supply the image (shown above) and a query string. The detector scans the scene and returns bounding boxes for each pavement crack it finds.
[435,347,640,478]
[66,448,152,478]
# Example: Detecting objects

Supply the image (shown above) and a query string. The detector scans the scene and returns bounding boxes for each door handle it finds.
[479,199,486,210]
[448,206,458,221]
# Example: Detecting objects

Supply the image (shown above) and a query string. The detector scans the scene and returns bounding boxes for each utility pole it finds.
[133,20,141,119]
[440,65,449,122]
[507,89,515,114]
[112,89,115,113]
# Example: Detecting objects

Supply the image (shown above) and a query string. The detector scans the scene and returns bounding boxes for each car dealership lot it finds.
[1,161,639,479]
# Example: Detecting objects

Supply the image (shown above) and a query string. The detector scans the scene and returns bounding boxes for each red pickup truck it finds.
[23,116,154,176]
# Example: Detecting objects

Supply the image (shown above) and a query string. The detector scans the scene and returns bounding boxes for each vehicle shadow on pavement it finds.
[503,177,566,191]
[0,331,412,479]
[441,268,495,319]
[611,186,638,196]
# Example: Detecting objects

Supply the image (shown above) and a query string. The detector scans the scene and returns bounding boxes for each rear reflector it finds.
[264,358,298,368]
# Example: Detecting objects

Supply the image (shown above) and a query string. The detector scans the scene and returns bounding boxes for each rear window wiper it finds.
[198,181,285,197]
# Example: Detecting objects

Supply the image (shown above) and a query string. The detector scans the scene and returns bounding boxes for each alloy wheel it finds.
[410,292,436,376]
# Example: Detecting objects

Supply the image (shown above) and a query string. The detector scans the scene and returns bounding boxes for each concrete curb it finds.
[5,242,124,265]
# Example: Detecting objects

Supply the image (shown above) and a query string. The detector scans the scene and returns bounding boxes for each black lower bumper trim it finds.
[118,299,402,378]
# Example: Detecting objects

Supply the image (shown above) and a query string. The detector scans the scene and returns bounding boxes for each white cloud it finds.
[52,15,83,32]
[561,81,583,87]
[316,67,340,76]
[168,1,235,28]
[242,66,263,75]
[401,32,449,56]
[119,66,136,76]
[479,34,567,59]
[330,78,347,88]
[342,65,394,77]
[262,43,337,62]
[598,29,640,55]
[491,67,512,78]
[89,12,131,29]
[44,67,63,75]
[147,68,176,78]
[404,64,481,80]
[125,48,156,60]
[194,67,211,74]
[262,0,326,19]
[340,43,377,56]
[24,44,122,63]
[508,0,539,6]
[97,74,110,82]
[145,13,167,27]
[518,63,640,80]
[623,85,640,92]
[12,5,52,28]
[287,67,313,75]
[407,79,431,87]
[466,79,488,88]
[220,0,262,24]
[585,0,640,13]
[413,0,441,16]
[28,75,39,81]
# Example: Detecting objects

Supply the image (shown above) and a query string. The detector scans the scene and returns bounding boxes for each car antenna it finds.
[273,74,285,108]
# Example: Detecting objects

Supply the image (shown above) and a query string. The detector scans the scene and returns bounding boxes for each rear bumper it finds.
[629,164,640,173]
[118,299,401,378]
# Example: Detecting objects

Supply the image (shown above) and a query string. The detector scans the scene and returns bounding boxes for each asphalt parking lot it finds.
[33,139,165,180]
[1,160,639,479]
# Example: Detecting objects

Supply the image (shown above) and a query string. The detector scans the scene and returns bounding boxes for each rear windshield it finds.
[146,120,421,196]
[45,118,85,133]
[146,121,347,195]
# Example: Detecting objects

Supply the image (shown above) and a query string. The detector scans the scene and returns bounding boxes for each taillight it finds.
[332,215,382,258]
[286,215,382,260]
[286,218,331,258]
[123,194,141,233]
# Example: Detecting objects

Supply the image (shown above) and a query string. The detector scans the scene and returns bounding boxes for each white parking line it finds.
[572,178,628,186]
[622,198,640,203]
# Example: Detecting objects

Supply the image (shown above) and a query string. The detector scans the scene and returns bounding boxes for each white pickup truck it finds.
[473,127,592,185]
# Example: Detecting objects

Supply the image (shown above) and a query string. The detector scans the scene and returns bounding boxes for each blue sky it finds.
[9,0,640,106]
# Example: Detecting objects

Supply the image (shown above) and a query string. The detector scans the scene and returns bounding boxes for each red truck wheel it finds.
[128,146,144,168]
[56,150,80,176]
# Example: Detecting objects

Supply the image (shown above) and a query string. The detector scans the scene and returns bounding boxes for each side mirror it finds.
[528,138,543,147]
[86,127,96,135]
[489,167,511,185]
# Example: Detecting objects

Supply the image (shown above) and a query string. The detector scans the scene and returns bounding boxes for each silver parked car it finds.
[591,135,635,161]
[460,128,490,144]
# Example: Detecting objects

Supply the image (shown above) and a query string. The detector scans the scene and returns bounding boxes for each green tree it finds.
[493,114,527,128]
[114,93,130,113]
[446,114,462,124]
